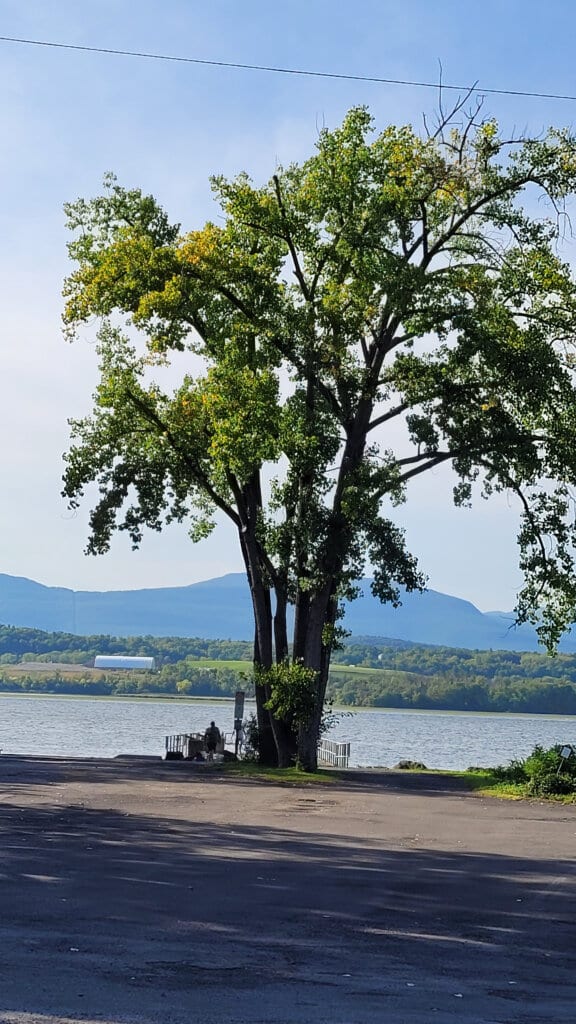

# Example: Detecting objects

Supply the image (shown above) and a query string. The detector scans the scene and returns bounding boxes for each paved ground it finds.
[0,756,575,1024]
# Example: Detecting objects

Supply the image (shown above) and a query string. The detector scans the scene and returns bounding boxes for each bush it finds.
[242,713,260,760]
[528,770,575,797]
[495,744,576,796]
[492,757,529,784]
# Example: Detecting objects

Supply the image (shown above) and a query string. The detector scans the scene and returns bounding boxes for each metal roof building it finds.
[94,656,156,671]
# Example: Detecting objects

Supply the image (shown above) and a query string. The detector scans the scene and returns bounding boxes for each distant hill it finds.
[0,571,573,652]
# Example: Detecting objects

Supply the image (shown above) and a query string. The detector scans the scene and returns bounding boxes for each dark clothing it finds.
[204,725,221,752]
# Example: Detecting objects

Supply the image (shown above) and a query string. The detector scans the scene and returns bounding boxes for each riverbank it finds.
[1,756,575,1023]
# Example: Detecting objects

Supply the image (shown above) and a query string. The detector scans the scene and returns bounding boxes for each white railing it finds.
[165,732,231,759]
[318,739,350,769]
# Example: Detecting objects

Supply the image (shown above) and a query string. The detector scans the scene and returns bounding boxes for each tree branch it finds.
[273,174,311,302]
[125,388,241,528]
[367,402,409,431]
[397,452,455,483]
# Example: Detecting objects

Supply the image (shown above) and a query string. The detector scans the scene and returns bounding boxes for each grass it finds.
[220,761,576,802]
[442,769,526,799]
[170,658,399,678]
[432,767,576,802]
[220,761,341,784]
[219,761,519,793]
[5,664,102,677]
[178,659,253,673]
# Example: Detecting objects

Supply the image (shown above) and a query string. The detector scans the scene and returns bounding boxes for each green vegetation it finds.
[488,743,576,799]
[0,625,252,663]
[212,759,576,804]
[219,761,340,784]
[429,746,576,802]
[329,642,576,712]
[62,103,576,768]
[4,624,576,714]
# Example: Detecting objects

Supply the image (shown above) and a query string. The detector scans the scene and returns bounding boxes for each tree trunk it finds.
[272,585,298,766]
[273,716,298,767]
[273,585,289,663]
[292,412,374,768]
[293,583,339,770]
[297,704,324,772]
[241,526,298,766]
[253,629,277,766]
[239,516,278,765]
[251,602,278,765]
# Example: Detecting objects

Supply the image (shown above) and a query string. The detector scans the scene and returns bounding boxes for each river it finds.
[1,694,575,769]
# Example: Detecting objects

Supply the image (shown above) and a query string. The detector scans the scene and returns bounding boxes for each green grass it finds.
[220,761,341,784]
[435,768,576,802]
[329,664,394,675]
[444,769,523,798]
[217,760,576,799]
[219,762,516,792]
[180,658,398,678]
[180,659,252,672]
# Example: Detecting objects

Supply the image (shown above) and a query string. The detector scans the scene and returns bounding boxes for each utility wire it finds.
[1,33,576,103]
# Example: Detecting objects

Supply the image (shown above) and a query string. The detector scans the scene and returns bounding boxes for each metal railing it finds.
[165,732,230,759]
[318,739,350,769]
[165,733,202,759]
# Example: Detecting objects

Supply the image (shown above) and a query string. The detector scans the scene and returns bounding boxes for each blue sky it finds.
[1,0,576,610]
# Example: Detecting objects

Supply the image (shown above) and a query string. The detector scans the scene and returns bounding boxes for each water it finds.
[325,708,576,770]
[0,696,236,761]
[1,694,576,769]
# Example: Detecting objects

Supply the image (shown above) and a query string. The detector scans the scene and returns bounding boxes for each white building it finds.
[94,655,156,671]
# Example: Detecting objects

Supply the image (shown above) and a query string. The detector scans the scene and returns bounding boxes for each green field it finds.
[182,658,389,677]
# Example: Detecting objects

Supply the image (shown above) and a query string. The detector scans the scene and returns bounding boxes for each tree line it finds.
[0,625,252,663]
[331,642,576,682]
[3,623,576,714]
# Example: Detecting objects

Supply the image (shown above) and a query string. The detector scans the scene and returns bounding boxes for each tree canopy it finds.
[63,103,576,767]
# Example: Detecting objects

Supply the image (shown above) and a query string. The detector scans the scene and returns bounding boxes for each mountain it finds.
[0,571,573,652]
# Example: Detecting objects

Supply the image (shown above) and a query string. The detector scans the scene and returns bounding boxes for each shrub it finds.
[495,744,576,796]
[528,770,575,796]
[242,713,260,760]
[492,757,529,784]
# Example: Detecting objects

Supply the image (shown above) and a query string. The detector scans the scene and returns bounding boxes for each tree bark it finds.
[272,583,298,766]
[252,627,277,766]
[238,491,297,766]
[290,582,337,769]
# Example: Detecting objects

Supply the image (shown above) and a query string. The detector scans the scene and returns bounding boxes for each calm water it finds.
[1,694,576,769]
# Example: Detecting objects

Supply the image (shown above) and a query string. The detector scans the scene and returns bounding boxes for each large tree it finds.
[63,105,576,769]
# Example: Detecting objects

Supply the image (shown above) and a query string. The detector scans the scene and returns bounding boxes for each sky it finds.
[1,0,576,611]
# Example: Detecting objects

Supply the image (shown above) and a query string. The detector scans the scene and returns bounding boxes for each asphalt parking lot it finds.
[0,757,574,1024]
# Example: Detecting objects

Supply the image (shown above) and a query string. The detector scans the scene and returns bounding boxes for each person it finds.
[204,721,221,761]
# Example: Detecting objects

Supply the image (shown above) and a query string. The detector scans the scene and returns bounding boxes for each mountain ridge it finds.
[0,571,572,652]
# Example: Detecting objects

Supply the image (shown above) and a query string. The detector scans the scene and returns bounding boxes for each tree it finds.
[63,103,576,769]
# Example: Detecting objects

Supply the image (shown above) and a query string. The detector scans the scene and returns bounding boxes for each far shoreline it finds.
[2,690,576,720]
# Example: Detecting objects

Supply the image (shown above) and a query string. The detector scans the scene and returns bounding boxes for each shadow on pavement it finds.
[0,774,575,1023]
[0,754,474,796]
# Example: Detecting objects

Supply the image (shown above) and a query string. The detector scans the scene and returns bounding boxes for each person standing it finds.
[204,721,221,761]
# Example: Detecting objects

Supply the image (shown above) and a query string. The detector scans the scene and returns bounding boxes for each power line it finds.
[1,33,576,103]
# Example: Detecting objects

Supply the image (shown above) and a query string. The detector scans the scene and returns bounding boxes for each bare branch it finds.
[430,71,481,142]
